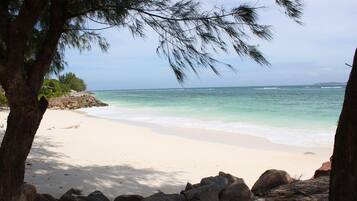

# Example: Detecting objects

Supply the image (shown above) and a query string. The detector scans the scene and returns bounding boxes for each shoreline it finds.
[0,109,333,199]
[76,109,332,154]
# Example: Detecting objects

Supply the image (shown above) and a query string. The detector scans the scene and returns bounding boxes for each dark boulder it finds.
[142,193,186,201]
[219,178,252,201]
[87,191,110,201]
[184,183,194,191]
[263,176,329,201]
[251,169,294,196]
[59,189,86,201]
[183,183,220,201]
[313,161,331,178]
[114,195,144,201]
[181,172,252,201]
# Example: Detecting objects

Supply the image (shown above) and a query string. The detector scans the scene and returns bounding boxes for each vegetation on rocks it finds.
[48,91,108,110]
[0,92,7,107]
[59,73,87,92]
[1,73,103,109]
[39,79,71,99]
[39,72,87,99]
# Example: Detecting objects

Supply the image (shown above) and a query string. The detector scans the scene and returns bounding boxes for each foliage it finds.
[0,1,304,199]
[0,75,85,106]
[0,92,7,106]
[39,79,70,98]
[59,72,87,92]
[0,0,303,81]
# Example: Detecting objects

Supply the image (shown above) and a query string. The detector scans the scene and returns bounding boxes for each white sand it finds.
[0,109,332,199]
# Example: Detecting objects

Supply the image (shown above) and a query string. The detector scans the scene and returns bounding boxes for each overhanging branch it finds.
[6,0,48,72]
[0,0,9,42]
[129,6,264,22]
[27,0,66,94]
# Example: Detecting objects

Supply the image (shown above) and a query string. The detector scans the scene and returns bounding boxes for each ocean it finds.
[82,86,345,147]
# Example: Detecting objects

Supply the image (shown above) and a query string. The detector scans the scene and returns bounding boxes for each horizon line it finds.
[89,82,347,92]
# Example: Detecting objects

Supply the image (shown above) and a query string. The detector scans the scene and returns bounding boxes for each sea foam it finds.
[80,106,334,148]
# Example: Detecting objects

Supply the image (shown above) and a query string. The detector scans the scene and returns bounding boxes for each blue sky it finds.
[64,0,357,90]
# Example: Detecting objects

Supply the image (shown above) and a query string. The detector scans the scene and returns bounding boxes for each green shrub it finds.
[0,80,70,106]
[39,79,70,98]
[59,73,87,92]
[0,92,7,107]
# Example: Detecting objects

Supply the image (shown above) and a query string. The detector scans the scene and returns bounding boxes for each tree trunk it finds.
[0,79,48,201]
[329,48,357,201]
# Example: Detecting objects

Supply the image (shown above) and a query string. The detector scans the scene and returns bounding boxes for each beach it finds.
[0,109,332,199]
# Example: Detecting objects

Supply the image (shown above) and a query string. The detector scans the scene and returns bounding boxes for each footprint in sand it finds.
[63,124,80,129]
[47,126,56,130]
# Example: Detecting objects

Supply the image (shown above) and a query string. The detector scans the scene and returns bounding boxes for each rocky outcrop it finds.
[183,172,252,201]
[48,91,107,110]
[114,195,144,201]
[24,171,329,201]
[142,193,186,201]
[58,188,86,201]
[262,176,329,201]
[219,178,252,201]
[87,190,110,201]
[251,169,294,196]
[313,161,331,179]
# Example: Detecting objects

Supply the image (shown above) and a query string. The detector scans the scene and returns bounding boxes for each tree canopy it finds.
[0,0,302,84]
[59,72,87,92]
[0,1,304,200]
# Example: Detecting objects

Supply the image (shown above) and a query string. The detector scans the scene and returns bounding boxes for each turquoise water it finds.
[85,86,345,147]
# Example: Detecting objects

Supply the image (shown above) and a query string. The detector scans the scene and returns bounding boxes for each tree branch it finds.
[6,0,48,72]
[129,7,263,22]
[27,0,67,94]
[65,25,116,31]
[346,63,353,68]
[0,0,9,40]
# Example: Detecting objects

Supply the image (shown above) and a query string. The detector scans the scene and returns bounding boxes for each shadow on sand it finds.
[21,134,186,199]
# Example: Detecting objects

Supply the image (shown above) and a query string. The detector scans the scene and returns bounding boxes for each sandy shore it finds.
[0,109,332,199]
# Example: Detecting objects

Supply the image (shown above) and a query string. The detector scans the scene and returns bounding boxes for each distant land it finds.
[313,82,347,86]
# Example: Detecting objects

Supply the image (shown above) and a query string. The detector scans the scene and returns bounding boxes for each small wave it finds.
[254,87,280,90]
[80,106,334,148]
[321,86,342,89]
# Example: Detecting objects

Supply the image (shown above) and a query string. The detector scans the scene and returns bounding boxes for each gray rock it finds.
[184,183,194,191]
[218,172,240,184]
[219,178,253,201]
[313,161,331,178]
[263,176,329,201]
[142,193,186,201]
[182,183,220,201]
[181,172,252,201]
[87,191,110,201]
[114,195,144,201]
[252,169,294,196]
[59,189,86,201]
[200,175,229,191]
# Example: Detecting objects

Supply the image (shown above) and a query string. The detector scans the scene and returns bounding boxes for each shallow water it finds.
[85,86,344,147]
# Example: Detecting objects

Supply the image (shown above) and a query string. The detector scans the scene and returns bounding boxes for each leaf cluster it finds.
[1,0,303,82]
[39,79,70,98]
[58,72,87,92]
